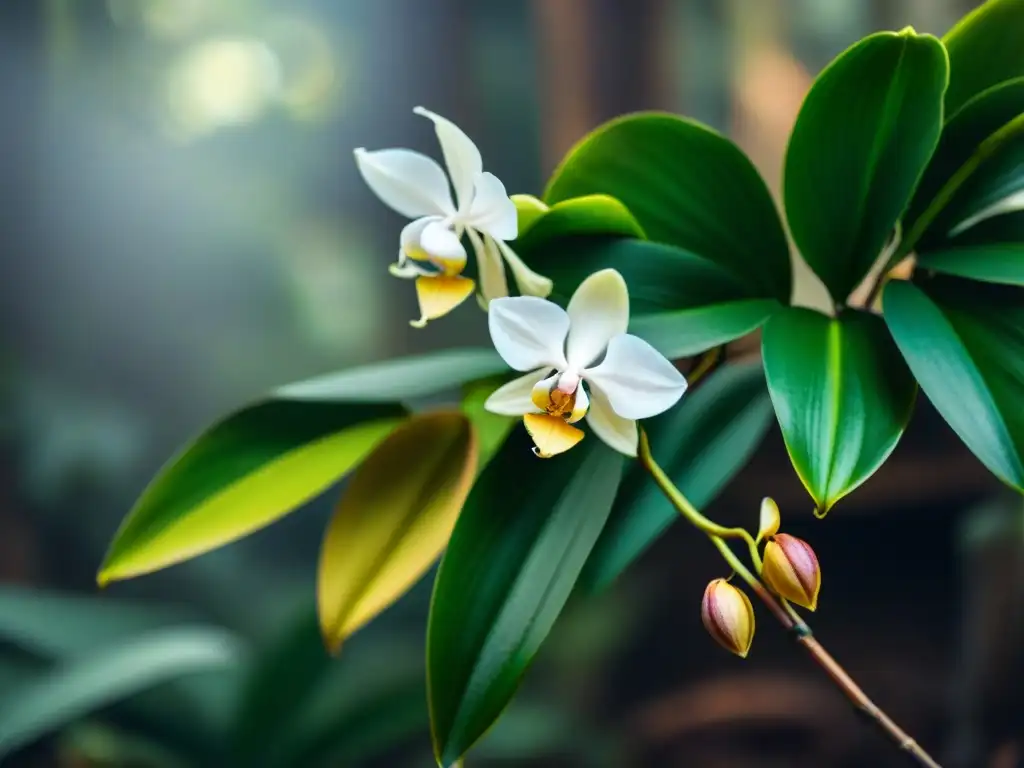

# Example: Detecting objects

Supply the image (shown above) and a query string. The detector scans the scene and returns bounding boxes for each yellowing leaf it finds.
[318,411,478,651]
[98,401,405,585]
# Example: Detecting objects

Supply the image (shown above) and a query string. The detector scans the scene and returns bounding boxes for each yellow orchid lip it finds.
[410,275,476,329]
[522,412,584,458]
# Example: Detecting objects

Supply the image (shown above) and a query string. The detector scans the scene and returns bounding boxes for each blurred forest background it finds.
[1,0,1022,766]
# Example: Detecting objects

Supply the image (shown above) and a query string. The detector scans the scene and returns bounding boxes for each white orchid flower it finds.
[354,107,553,327]
[484,269,688,458]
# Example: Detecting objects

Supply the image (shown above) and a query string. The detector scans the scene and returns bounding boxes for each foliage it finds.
[89,2,1024,765]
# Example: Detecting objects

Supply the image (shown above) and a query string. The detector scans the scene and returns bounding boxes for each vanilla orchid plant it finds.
[100,6,1024,760]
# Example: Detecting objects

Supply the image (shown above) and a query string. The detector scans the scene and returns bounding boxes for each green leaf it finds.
[427,431,625,766]
[511,194,549,235]
[919,129,1024,248]
[762,307,917,514]
[783,29,948,302]
[273,348,508,402]
[98,401,404,585]
[544,112,791,301]
[527,237,781,358]
[461,378,517,468]
[318,411,477,651]
[232,608,325,763]
[265,635,427,768]
[628,300,781,360]
[917,210,1024,285]
[100,349,507,585]
[0,587,192,659]
[579,361,775,593]
[233,608,428,767]
[0,627,242,760]
[917,243,1024,286]
[513,194,644,254]
[884,279,1024,490]
[944,0,1024,117]
[905,78,1024,234]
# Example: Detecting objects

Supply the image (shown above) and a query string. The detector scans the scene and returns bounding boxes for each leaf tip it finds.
[319,622,344,656]
[95,566,115,589]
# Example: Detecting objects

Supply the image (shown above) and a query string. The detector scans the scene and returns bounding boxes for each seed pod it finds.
[701,578,755,658]
[762,533,821,611]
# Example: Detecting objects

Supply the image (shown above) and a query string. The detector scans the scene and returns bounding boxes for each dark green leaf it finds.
[944,0,1024,117]
[527,237,781,358]
[917,209,1024,285]
[783,29,948,302]
[232,608,324,764]
[905,78,1024,234]
[579,361,774,593]
[762,307,917,514]
[884,279,1024,490]
[919,130,1024,250]
[427,431,625,766]
[233,608,427,768]
[544,113,791,301]
[0,627,242,760]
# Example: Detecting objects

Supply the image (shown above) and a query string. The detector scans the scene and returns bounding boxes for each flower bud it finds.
[762,533,821,611]
[701,578,755,658]
[756,497,781,542]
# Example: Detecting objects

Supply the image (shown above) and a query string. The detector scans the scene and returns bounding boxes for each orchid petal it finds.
[414,106,482,214]
[585,386,638,456]
[523,413,585,458]
[354,148,454,218]
[421,221,467,275]
[466,172,518,240]
[484,368,551,416]
[565,269,629,369]
[469,228,509,306]
[494,238,553,298]
[488,296,570,372]
[400,216,442,258]
[584,333,687,420]
[530,372,561,413]
[568,383,589,424]
[410,275,475,328]
[389,258,432,279]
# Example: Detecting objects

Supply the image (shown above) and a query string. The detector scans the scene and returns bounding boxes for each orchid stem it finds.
[636,429,942,768]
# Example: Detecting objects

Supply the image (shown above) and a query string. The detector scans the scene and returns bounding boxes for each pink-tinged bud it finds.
[701,578,755,658]
[762,533,821,611]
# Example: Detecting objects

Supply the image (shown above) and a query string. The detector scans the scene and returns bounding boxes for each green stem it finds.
[637,430,761,568]
[636,429,942,768]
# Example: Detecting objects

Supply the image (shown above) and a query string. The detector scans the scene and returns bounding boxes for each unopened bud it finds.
[757,497,781,542]
[701,578,755,658]
[762,533,821,611]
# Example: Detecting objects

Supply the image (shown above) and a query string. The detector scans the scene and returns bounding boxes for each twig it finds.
[637,429,942,768]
